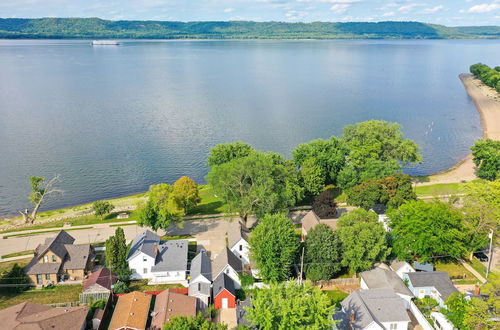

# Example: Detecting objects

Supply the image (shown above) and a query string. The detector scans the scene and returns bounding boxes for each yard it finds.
[415,182,464,197]
[128,280,183,292]
[188,185,227,216]
[0,285,82,309]
[434,260,479,284]
[0,258,31,275]
[323,289,349,307]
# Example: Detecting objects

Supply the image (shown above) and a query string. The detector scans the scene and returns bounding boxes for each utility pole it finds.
[486,229,494,279]
[299,246,305,285]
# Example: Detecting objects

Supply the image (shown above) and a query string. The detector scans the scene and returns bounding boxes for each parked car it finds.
[474,251,489,262]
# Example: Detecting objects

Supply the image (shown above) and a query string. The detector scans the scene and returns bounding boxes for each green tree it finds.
[163,313,227,330]
[305,224,342,281]
[113,281,129,294]
[138,183,182,232]
[337,208,390,273]
[460,180,500,254]
[443,292,470,329]
[246,282,335,330]
[358,159,403,183]
[207,142,255,167]
[388,200,467,262]
[19,175,61,224]
[0,263,31,292]
[463,273,500,329]
[292,138,349,185]
[471,139,500,181]
[346,179,381,210]
[312,190,337,219]
[172,176,201,214]
[207,152,303,225]
[105,227,131,281]
[300,158,326,196]
[249,213,299,283]
[92,200,114,219]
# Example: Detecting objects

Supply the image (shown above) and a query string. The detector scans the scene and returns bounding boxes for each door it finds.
[222,298,229,309]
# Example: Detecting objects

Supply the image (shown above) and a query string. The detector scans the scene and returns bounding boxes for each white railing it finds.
[409,300,435,330]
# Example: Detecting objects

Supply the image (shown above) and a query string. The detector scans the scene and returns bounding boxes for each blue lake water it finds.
[0,39,499,216]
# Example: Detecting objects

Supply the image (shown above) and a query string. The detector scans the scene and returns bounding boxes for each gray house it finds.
[188,250,212,310]
[403,271,458,308]
[360,268,414,304]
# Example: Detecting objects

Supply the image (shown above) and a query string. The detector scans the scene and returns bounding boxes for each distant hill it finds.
[0,18,499,39]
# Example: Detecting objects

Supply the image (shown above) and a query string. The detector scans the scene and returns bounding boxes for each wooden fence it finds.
[80,291,111,304]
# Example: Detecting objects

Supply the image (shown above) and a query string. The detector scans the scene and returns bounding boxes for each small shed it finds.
[414,262,434,272]
[213,273,236,309]
[116,213,129,219]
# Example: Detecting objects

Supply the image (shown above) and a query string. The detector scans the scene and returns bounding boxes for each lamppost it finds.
[486,229,494,279]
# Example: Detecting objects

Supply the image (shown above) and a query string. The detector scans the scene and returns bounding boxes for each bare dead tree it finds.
[19,175,63,224]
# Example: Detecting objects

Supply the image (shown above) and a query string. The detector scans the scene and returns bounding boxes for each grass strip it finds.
[4,226,93,239]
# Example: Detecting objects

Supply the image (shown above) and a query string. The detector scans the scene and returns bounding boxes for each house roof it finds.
[390,260,411,272]
[301,210,321,233]
[360,268,413,297]
[128,230,161,260]
[189,250,212,282]
[228,223,249,249]
[38,230,75,258]
[108,291,152,330]
[150,289,197,329]
[25,261,62,275]
[338,289,410,329]
[414,261,434,272]
[213,273,236,299]
[62,244,92,270]
[188,281,211,297]
[212,248,243,278]
[151,240,188,273]
[84,267,118,292]
[406,271,458,299]
[0,301,88,330]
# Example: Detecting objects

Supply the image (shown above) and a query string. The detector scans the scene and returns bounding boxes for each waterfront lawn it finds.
[188,185,227,216]
[0,285,82,309]
[435,260,478,283]
[415,183,463,197]
[128,280,183,292]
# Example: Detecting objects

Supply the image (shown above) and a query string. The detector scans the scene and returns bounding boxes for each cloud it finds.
[467,3,500,13]
[223,8,235,13]
[330,4,351,13]
[421,5,444,14]
[322,0,362,2]
[398,3,425,13]
[382,11,395,17]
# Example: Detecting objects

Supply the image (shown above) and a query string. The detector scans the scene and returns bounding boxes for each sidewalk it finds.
[460,260,487,283]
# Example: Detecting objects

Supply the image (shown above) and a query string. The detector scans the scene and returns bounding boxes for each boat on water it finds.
[91,40,119,46]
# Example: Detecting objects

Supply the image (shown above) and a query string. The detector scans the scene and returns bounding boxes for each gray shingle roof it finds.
[228,223,249,249]
[188,281,211,297]
[63,244,92,270]
[407,271,458,299]
[213,273,236,298]
[360,268,413,297]
[212,248,243,278]
[390,260,409,272]
[38,230,75,259]
[189,250,212,281]
[128,230,161,260]
[150,240,188,273]
[25,262,62,275]
[301,210,320,233]
[338,289,410,329]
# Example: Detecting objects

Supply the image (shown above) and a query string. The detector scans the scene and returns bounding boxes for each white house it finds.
[335,289,411,330]
[360,267,414,305]
[228,223,251,265]
[127,230,188,284]
[403,271,459,308]
[188,250,212,310]
[390,260,415,279]
[212,247,243,289]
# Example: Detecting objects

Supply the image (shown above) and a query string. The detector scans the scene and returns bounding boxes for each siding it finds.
[214,289,236,309]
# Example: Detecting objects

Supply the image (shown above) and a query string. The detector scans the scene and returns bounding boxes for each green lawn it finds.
[435,260,479,283]
[415,183,463,197]
[0,258,31,275]
[323,289,349,307]
[188,185,227,216]
[1,251,34,259]
[0,285,82,309]
[128,280,183,292]
[468,258,488,279]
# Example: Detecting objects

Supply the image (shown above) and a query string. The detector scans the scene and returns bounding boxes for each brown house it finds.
[108,291,152,330]
[150,289,197,329]
[0,301,88,330]
[24,230,95,286]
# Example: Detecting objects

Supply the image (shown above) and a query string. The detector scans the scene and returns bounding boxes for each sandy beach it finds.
[418,73,500,185]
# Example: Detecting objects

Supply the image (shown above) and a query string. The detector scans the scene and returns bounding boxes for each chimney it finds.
[154,244,159,256]
[350,311,356,324]
[474,284,480,296]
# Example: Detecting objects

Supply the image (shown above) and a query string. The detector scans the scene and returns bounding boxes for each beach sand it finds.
[418,73,500,185]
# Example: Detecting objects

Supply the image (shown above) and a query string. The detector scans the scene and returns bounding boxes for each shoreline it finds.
[417,73,500,185]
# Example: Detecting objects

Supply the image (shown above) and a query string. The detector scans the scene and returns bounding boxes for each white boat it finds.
[91,40,119,46]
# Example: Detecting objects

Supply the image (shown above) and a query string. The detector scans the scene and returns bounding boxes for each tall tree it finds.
[92,200,114,219]
[249,213,299,283]
[207,142,255,167]
[19,175,62,224]
[346,178,382,210]
[207,152,303,225]
[0,263,30,293]
[138,183,182,232]
[337,208,390,273]
[300,157,326,196]
[245,282,335,330]
[105,227,131,281]
[463,273,500,329]
[312,190,337,219]
[305,224,342,281]
[388,200,468,262]
[172,176,201,214]
[471,139,500,181]
[292,137,349,186]
[443,292,470,329]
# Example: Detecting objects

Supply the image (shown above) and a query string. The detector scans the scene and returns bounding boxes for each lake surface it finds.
[0,39,498,216]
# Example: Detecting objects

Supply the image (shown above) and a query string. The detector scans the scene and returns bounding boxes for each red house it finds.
[213,273,236,309]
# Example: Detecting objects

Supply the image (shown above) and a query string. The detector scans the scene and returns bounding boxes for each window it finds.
[130,268,136,274]
[52,255,57,262]
[45,274,50,280]
[43,255,48,263]
[143,256,147,262]
[239,245,242,251]
[37,275,42,284]
[225,268,229,274]
[390,324,398,329]
[143,268,148,274]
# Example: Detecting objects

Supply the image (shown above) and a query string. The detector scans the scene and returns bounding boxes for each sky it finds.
[0,0,499,26]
